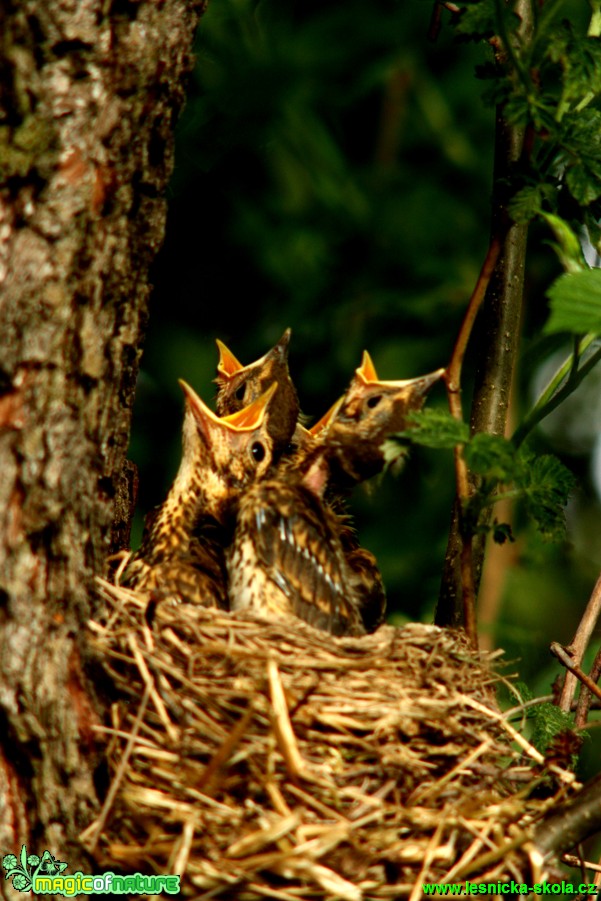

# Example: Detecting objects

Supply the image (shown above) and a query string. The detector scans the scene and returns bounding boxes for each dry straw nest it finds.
[85,579,577,900]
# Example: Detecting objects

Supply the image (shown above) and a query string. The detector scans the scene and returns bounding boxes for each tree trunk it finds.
[0,0,205,869]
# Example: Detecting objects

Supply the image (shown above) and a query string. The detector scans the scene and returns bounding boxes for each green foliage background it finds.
[131,0,601,748]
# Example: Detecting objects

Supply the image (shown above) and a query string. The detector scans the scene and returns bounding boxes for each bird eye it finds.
[367,394,382,409]
[251,441,266,462]
[235,383,246,402]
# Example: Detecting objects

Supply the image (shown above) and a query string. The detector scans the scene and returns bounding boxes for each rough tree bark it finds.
[0,0,205,870]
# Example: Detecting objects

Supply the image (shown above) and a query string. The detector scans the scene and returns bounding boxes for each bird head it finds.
[214,329,300,454]
[179,379,278,521]
[319,351,445,485]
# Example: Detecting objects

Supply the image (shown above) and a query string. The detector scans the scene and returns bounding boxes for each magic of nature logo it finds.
[2,845,180,896]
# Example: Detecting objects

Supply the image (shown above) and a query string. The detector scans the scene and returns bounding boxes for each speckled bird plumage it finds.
[121,381,278,605]
[215,329,300,455]
[227,449,366,637]
[275,420,387,634]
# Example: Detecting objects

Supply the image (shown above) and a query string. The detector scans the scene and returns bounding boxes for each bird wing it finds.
[243,481,365,636]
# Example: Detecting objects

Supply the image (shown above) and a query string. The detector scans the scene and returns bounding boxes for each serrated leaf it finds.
[545,269,601,335]
[464,433,519,481]
[455,0,496,38]
[514,681,533,703]
[392,408,469,449]
[566,161,601,205]
[534,0,576,41]
[530,702,575,754]
[549,29,601,105]
[503,93,532,128]
[508,185,543,224]
[520,453,576,541]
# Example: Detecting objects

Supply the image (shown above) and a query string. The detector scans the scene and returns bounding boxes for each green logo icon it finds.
[2,845,180,898]
[3,844,180,895]
[3,846,67,892]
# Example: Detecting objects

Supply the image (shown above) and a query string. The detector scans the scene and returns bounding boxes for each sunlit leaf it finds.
[545,269,601,335]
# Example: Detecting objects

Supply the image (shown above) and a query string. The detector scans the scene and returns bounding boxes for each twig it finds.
[551,642,601,704]
[268,656,308,780]
[450,829,533,881]
[128,633,179,743]
[562,854,601,876]
[428,2,461,42]
[459,694,577,786]
[79,683,150,853]
[196,706,255,793]
[445,237,503,426]
[410,813,449,901]
[534,775,601,858]
[575,646,601,729]
[442,237,502,646]
[557,573,601,713]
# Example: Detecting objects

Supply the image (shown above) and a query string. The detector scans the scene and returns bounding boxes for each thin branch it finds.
[550,643,601,704]
[562,854,601,876]
[445,237,504,409]
[574,646,601,729]
[534,775,601,858]
[428,1,461,42]
[557,573,601,713]
[442,237,502,646]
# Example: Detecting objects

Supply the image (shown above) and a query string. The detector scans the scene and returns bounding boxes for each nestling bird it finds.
[276,412,387,634]
[215,329,300,455]
[275,351,444,632]
[120,381,278,605]
[321,350,445,489]
[228,447,366,637]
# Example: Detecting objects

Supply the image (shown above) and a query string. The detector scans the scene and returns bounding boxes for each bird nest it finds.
[84,579,578,899]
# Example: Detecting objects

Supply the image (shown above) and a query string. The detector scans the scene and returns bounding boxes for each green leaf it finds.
[392,408,469,449]
[508,185,543,224]
[549,30,601,105]
[530,702,575,754]
[545,269,601,335]
[455,0,497,39]
[566,161,601,205]
[513,681,533,704]
[520,453,576,541]
[541,212,587,273]
[464,433,519,481]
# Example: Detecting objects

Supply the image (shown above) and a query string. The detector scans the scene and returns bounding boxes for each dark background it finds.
[129,0,601,758]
